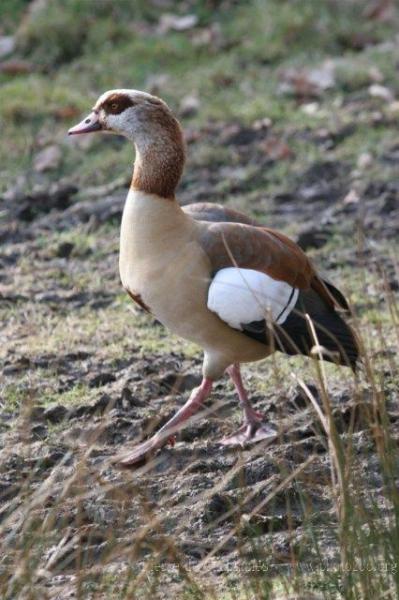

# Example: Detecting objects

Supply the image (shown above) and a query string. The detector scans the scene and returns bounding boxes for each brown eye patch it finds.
[101,93,135,115]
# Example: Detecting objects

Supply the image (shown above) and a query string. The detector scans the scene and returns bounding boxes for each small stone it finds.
[368,66,384,83]
[191,23,223,49]
[357,152,373,169]
[179,94,200,118]
[368,84,394,102]
[252,117,272,130]
[34,145,62,173]
[145,73,169,95]
[0,36,15,59]
[35,292,61,303]
[307,59,336,90]
[371,110,384,124]
[302,102,320,115]
[387,100,399,115]
[343,189,360,205]
[158,13,198,34]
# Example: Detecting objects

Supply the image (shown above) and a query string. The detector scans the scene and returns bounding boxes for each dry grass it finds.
[1,1,399,598]
[1,262,398,599]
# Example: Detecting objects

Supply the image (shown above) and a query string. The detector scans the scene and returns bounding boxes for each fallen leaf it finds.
[53,106,81,120]
[364,0,395,21]
[279,60,336,100]
[279,73,320,99]
[211,72,235,87]
[0,59,34,75]
[260,137,294,161]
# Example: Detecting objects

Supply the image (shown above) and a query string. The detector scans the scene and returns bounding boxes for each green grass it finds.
[1,0,398,190]
[1,0,399,598]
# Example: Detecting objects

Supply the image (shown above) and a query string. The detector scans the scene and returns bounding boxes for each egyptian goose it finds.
[69,89,359,466]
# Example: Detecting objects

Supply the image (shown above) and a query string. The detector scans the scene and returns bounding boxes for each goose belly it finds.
[120,255,272,370]
[118,192,271,363]
[118,190,211,338]
[120,240,213,340]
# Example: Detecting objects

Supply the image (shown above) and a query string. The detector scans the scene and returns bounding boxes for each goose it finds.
[69,89,359,466]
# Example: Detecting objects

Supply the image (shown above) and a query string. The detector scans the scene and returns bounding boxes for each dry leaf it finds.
[280,60,336,100]
[364,0,395,21]
[260,137,294,161]
[53,106,81,120]
[0,59,33,75]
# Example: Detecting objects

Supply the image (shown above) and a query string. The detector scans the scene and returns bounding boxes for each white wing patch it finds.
[207,268,298,330]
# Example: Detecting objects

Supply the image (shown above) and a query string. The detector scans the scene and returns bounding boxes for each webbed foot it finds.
[219,415,276,447]
[115,436,165,468]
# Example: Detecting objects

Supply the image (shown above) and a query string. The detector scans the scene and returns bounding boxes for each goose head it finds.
[68,89,174,143]
[69,89,185,197]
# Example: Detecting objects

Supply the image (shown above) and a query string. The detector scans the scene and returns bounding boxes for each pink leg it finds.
[220,364,276,447]
[117,378,213,467]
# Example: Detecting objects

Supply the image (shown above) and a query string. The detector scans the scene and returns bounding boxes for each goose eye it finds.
[111,103,118,111]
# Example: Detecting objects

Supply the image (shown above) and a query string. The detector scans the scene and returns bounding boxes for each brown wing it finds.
[198,221,339,308]
[183,202,259,226]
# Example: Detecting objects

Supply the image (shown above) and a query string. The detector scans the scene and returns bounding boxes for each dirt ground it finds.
[1,1,399,598]
[1,126,398,597]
